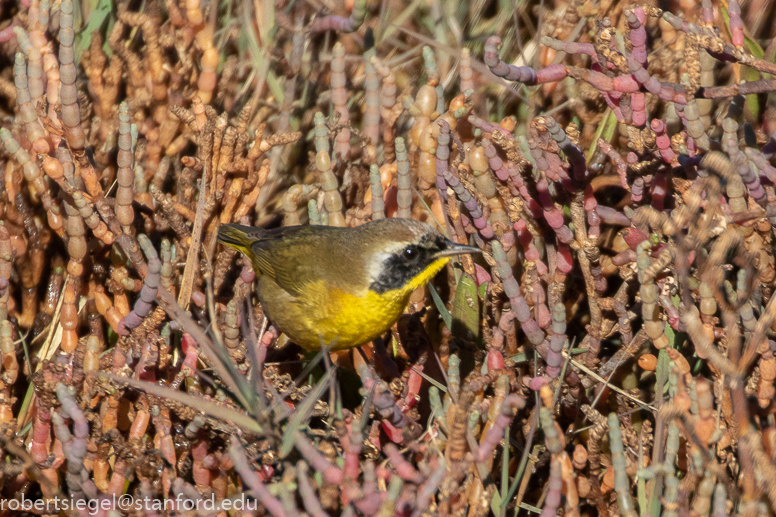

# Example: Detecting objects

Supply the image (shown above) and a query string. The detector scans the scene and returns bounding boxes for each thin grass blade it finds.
[100,372,263,434]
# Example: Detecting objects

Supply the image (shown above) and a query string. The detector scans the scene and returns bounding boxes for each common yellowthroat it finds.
[217,218,481,351]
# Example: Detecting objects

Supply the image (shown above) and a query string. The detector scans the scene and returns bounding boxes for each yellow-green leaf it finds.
[452,274,480,342]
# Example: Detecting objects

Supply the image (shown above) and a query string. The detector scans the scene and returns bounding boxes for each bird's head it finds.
[360,218,481,295]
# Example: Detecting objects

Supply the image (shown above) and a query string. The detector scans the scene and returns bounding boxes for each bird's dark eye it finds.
[403,246,418,260]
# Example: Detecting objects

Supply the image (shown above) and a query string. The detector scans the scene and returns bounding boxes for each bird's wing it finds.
[250,226,334,297]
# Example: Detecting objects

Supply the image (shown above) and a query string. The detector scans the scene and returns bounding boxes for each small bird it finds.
[218,218,481,351]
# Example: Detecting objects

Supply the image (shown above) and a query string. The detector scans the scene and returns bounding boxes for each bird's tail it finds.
[217,224,262,255]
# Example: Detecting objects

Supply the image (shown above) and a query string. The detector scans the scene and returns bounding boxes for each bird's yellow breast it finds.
[268,257,450,350]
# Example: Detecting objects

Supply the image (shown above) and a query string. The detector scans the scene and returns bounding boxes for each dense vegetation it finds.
[1,0,776,515]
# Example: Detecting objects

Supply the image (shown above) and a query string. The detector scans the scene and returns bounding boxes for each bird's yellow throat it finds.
[307,257,451,350]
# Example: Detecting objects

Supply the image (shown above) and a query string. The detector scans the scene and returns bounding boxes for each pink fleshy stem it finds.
[363,47,380,148]
[0,20,22,42]
[701,0,714,25]
[241,262,256,283]
[292,431,343,484]
[540,36,597,61]
[56,384,89,462]
[612,299,634,344]
[546,303,567,378]
[509,164,543,219]
[728,0,744,48]
[566,66,640,93]
[134,335,154,378]
[651,119,677,164]
[229,436,287,517]
[529,271,551,329]
[31,399,51,465]
[259,325,278,353]
[528,138,552,179]
[296,462,328,517]
[180,332,199,378]
[659,295,681,331]
[309,0,366,33]
[442,166,495,239]
[339,412,363,481]
[435,119,452,201]
[395,137,412,218]
[492,241,545,345]
[411,456,446,517]
[370,164,385,219]
[631,92,646,128]
[345,480,383,515]
[330,44,351,163]
[475,394,526,462]
[613,249,637,266]
[631,177,647,204]
[744,148,776,183]
[383,443,424,484]
[484,36,568,85]
[487,348,506,370]
[661,12,706,36]
[540,459,563,517]
[545,116,586,181]
[597,139,630,189]
[117,234,160,334]
[674,102,688,127]
[483,138,511,182]
[151,407,177,475]
[625,8,648,68]
[558,237,579,274]
[514,218,543,264]
[348,461,383,513]
[403,367,423,409]
[535,177,574,243]
[372,55,397,127]
[584,193,606,286]
[467,115,514,140]
[491,310,516,353]
[734,153,766,207]
[548,151,575,192]
[602,90,627,124]
[55,384,98,501]
[627,57,688,104]
[596,206,631,226]
[358,363,415,430]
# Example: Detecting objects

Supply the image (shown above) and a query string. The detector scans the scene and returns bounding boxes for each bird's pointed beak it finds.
[434,239,482,258]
